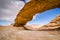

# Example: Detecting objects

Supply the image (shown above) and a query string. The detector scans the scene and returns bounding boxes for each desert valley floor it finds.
[0,30,60,40]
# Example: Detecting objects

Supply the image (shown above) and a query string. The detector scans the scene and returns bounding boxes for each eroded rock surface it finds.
[14,0,60,27]
[44,14,60,27]
[39,14,60,30]
[48,14,60,27]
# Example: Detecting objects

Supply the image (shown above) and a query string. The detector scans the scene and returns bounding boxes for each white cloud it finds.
[0,0,25,25]
[33,14,39,20]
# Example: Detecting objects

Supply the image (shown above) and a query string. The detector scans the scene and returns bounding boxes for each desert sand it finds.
[0,29,60,40]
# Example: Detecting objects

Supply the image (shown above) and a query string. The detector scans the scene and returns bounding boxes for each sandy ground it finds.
[0,30,60,40]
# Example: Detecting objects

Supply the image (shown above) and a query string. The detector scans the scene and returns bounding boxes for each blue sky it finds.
[0,0,60,26]
[27,8,60,25]
[0,20,12,26]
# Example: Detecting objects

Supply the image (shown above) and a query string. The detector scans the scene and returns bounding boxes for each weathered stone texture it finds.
[14,0,60,26]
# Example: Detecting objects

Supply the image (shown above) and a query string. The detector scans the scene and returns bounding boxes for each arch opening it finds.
[13,0,60,27]
[26,8,60,26]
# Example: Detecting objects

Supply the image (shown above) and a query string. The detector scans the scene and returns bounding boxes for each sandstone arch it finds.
[14,0,60,27]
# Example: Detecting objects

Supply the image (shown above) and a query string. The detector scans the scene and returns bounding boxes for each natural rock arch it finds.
[14,0,60,27]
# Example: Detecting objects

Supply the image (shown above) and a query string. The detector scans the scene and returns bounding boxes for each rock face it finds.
[39,14,60,30]
[45,14,60,27]
[14,0,60,27]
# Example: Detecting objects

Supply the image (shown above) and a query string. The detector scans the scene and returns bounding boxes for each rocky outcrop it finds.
[51,15,60,26]
[39,14,60,30]
[24,14,60,30]
[14,0,60,27]
[45,14,60,27]
[0,14,60,31]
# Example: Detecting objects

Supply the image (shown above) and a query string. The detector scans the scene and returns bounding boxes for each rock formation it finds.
[14,0,60,27]
[39,14,60,30]
[45,14,60,27]
[24,24,42,30]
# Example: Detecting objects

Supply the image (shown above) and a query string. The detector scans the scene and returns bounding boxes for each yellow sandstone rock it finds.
[39,14,60,30]
[14,0,60,27]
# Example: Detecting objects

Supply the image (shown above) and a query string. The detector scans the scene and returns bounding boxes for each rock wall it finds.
[14,0,60,27]
[46,14,60,27]
[40,14,60,30]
